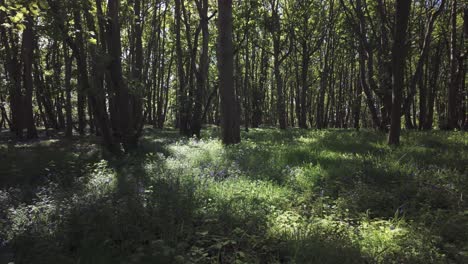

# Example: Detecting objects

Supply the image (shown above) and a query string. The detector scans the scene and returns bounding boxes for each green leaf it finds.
[88,37,97,45]
[16,23,26,32]
[38,0,48,9]
[10,12,24,23]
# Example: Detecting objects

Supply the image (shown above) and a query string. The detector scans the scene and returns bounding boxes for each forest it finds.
[0,0,467,263]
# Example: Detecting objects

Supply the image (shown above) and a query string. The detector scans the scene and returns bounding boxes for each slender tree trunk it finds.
[462,7,468,129]
[299,40,309,128]
[0,95,11,130]
[353,64,362,130]
[447,0,459,129]
[73,8,87,135]
[175,0,189,135]
[419,60,428,130]
[424,43,442,130]
[191,0,210,138]
[131,0,144,134]
[64,46,73,138]
[273,44,287,129]
[389,0,411,145]
[22,16,38,139]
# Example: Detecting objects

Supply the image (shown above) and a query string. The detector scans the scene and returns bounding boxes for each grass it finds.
[0,128,466,263]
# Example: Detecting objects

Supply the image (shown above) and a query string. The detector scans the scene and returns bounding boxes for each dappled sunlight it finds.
[267,210,444,263]
[0,128,466,263]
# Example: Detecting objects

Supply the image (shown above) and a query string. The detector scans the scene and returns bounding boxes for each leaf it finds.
[38,0,48,9]
[44,69,53,77]
[16,23,26,32]
[29,3,40,16]
[10,12,24,23]
[88,37,97,45]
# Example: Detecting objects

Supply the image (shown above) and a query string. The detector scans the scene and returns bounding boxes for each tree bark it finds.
[107,0,141,151]
[447,0,459,129]
[175,0,190,135]
[389,0,411,145]
[22,16,38,139]
[64,45,73,138]
[218,0,240,144]
[191,0,210,138]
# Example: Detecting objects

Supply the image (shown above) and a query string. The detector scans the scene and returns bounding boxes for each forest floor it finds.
[0,128,467,264]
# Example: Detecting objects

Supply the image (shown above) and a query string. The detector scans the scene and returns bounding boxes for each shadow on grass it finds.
[1,128,466,263]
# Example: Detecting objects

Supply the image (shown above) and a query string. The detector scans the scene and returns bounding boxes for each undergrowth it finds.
[0,128,466,263]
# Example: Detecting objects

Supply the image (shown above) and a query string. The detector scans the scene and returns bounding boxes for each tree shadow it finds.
[2,128,465,263]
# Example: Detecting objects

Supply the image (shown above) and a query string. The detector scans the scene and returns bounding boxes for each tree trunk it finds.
[73,8,87,135]
[447,0,459,129]
[64,45,73,138]
[389,0,411,145]
[22,16,38,139]
[175,0,190,135]
[299,40,309,128]
[1,15,24,138]
[424,42,442,130]
[191,0,210,138]
[273,37,287,129]
[218,0,240,144]
[107,0,139,151]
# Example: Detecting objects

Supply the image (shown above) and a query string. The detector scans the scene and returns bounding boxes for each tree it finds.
[175,0,190,136]
[106,0,144,151]
[388,0,412,145]
[447,0,460,130]
[0,0,463,149]
[21,15,38,139]
[267,0,290,129]
[218,0,240,144]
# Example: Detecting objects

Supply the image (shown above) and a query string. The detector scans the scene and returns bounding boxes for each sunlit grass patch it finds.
[0,128,466,263]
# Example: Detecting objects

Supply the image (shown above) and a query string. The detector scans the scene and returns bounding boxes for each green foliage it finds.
[0,129,466,263]
[0,0,45,31]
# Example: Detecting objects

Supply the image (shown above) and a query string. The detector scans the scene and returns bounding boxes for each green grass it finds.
[0,128,467,263]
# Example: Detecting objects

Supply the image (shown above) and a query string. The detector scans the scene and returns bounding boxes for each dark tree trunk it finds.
[252,43,267,128]
[273,36,287,129]
[107,0,141,151]
[353,65,362,130]
[1,16,24,138]
[64,45,73,138]
[83,3,116,150]
[218,0,240,144]
[447,0,459,129]
[22,17,38,139]
[175,0,190,135]
[299,40,309,129]
[73,8,87,135]
[462,7,468,129]
[424,42,442,130]
[131,0,144,134]
[389,0,411,145]
[376,0,393,129]
[191,0,210,138]
[269,0,287,129]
